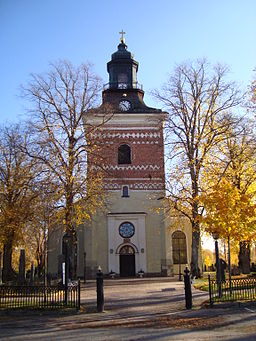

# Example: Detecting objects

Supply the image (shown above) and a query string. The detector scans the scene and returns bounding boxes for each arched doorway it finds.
[172,231,187,264]
[119,245,135,277]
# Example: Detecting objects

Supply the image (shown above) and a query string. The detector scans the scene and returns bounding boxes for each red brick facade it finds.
[88,123,165,192]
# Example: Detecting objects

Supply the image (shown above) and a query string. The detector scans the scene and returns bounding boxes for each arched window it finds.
[118,144,131,164]
[122,185,129,197]
[119,245,135,255]
[172,231,187,264]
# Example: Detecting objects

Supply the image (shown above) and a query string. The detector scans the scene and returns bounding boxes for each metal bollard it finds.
[184,266,192,309]
[96,266,104,312]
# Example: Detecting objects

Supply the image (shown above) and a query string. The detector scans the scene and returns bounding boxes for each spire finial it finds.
[119,29,126,43]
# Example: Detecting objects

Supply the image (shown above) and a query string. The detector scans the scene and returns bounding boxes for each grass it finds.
[194,277,209,292]
[194,273,256,304]
[194,272,256,292]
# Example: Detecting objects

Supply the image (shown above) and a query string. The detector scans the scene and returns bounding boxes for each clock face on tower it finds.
[119,222,135,238]
[119,100,131,111]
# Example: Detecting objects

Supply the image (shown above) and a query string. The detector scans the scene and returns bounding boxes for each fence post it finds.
[96,266,104,312]
[77,279,81,311]
[184,266,192,309]
[208,274,213,305]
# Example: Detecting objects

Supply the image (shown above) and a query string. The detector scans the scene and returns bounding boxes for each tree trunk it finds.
[238,241,250,274]
[3,239,16,282]
[228,236,231,289]
[190,185,201,278]
[64,203,77,280]
[190,220,201,278]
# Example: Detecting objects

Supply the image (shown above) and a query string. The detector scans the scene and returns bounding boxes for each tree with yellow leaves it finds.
[200,178,256,278]
[22,60,110,278]
[0,124,40,281]
[205,118,256,273]
[153,59,241,277]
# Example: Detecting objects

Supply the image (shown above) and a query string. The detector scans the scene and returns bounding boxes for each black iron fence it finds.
[209,275,256,305]
[0,281,80,310]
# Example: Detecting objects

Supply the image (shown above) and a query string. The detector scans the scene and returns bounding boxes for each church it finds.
[48,34,194,279]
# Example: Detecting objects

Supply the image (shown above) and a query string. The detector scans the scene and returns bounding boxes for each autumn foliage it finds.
[200,178,256,242]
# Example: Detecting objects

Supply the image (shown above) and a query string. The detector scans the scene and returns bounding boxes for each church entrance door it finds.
[119,245,135,277]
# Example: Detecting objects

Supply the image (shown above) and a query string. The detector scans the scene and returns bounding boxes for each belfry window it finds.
[172,231,187,264]
[122,186,129,197]
[118,144,131,164]
[118,73,128,89]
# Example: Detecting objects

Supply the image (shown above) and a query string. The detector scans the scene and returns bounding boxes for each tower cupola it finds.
[106,31,141,90]
[101,32,161,113]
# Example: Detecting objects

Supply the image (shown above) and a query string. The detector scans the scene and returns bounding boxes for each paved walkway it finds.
[1,277,256,340]
[80,277,208,316]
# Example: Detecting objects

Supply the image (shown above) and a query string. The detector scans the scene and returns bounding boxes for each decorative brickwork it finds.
[88,124,165,192]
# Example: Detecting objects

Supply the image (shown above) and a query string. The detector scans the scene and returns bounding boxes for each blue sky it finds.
[0,0,256,125]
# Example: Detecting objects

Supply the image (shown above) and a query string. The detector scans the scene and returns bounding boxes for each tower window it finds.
[118,73,128,88]
[118,144,131,164]
[122,186,129,197]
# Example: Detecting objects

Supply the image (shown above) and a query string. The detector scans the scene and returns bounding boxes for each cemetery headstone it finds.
[18,249,26,284]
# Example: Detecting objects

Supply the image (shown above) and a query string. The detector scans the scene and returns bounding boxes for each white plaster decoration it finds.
[97,140,159,145]
[91,165,161,171]
[89,132,161,140]
[130,183,163,190]
[116,242,139,254]
[103,183,163,190]
[103,183,121,189]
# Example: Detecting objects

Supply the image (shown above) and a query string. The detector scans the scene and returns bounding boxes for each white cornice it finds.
[101,126,160,130]
[107,212,147,218]
[85,112,166,127]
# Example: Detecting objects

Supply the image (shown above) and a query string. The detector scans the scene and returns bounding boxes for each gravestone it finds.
[238,241,250,274]
[251,262,256,272]
[220,258,226,282]
[18,249,26,284]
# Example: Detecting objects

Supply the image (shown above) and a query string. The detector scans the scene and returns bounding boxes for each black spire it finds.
[106,39,139,90]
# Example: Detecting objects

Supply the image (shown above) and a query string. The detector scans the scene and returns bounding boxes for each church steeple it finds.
[102,34,161,113]
[106,34,140,90]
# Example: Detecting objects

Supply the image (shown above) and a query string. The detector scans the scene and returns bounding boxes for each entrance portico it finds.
[107,212,147,276]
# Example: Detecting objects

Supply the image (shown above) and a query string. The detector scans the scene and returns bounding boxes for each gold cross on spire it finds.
[119,29,126,43]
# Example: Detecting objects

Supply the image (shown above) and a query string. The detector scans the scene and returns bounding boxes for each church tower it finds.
[85,33,169,277]
[47,34,195,279]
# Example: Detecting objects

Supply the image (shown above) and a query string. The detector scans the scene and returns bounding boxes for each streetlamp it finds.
[83,252,87,284]
[213,232,222,297]
[178,243,182,281]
